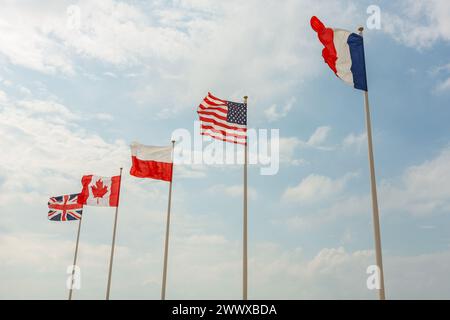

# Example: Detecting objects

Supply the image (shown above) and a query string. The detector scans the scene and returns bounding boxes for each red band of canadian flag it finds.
[130,142,173,182]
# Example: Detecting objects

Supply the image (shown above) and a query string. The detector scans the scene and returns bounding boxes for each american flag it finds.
[197,92,247,145]
[48,194,83,221]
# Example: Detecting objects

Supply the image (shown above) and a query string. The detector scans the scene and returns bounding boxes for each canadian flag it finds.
[77,175,121,207]
[130,142,173,182]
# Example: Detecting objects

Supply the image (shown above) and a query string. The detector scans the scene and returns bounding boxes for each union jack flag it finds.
[48,194,83,221]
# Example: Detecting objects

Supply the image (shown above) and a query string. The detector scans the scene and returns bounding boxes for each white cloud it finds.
[169,243,450,299]
[342,132,367,151]
[0,232,112,272]
[435,78,450,93]
[306,126,332,148]
[264,97,296,122]
[0,90,8,103]
[431,63,450,75]
[89,113,114,121]
[17,99,78,121]
[0,2,74,74]
[0,0,189,74]
[209,184,258,200]
[277,126,333,166]
[0,0,362,118]
[282,173,356,204]
[283,194,370,231]
[283,145,450,231]
[4,229,450,299]
[278,137,305,166]
[58,1,192,65]
[103,72,118,78]
[430,63,450,93]
[380,146,450,216]
[383,0,450,49]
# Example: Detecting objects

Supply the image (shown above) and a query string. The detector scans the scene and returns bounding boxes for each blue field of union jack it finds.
[48,194,83,221]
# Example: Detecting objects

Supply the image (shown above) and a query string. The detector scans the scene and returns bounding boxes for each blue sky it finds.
[1,0,450,299]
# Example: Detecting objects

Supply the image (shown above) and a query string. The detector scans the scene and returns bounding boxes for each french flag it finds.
[130,142,173,182]
[311,16,368,91]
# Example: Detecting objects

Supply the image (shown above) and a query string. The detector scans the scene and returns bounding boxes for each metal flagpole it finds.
[359,27,386,300]
[243,96,248,300]
[106,167,123,300]
[161,140,176,300]
[68,214,83,300]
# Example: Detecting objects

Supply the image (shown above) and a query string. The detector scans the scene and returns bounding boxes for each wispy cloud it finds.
[264,97,296,122]
[383,0,450,49]
[282,172,358,204]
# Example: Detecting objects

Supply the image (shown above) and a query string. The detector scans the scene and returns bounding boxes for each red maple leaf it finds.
[91,179,108,204]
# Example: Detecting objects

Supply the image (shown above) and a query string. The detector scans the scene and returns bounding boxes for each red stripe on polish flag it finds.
[130,156,173,182]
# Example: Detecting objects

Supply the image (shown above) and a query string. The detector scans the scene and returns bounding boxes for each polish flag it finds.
[130,142,173,182]
[77,175,121,207]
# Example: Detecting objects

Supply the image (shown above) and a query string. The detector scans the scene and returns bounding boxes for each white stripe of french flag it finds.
[130,142,173,182]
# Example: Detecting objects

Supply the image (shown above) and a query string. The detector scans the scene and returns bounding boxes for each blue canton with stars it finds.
[226,102,247,125]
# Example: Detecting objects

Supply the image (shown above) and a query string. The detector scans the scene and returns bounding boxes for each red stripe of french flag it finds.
[130,142,173,182]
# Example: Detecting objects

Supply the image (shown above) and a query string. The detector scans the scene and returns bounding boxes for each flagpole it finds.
[161,140,176,300]
[106,167,123,300]
[243,95,248,300]
[68,215,83,300]
[359,27,386,300]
